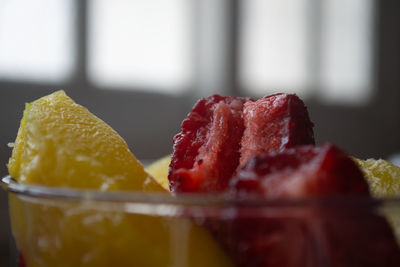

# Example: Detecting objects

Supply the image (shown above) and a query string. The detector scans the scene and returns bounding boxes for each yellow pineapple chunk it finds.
[355,158,400,244]
[145,155,171,191]
[355,158,400,197]
[8,91,232,267]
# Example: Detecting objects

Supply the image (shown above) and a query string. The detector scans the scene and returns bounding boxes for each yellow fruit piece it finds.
[355,158,400,244]
[8,91,233,267]
[8,90,163,192]
[145,155,171,191]
[354,158,400,197]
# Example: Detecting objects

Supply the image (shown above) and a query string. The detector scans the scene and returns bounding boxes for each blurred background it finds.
[0,0,399,265]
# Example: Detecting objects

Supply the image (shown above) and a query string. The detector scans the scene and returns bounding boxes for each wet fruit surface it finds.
[8,91,233,267]
[355,158,400,244]
[238,93,315,169]
[8,91,400,266]
[355,158,400,197]
[145,155,171,191]
[168,93,400,266]
[169,93,315,194]
[232,144,369,197]
[169,95,250,193]
[212,144,400,267]
[8,90,163,191]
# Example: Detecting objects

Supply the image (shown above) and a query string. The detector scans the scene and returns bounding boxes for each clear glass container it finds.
[2,175,400,267]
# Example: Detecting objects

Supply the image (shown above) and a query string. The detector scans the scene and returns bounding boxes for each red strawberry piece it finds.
[168,95,251,193]
[320,209,400,267]
[206,214,317,267]
[238,93,315,170]
[215,144,400,267]
[233,144,368,197]
[169,93,315,193]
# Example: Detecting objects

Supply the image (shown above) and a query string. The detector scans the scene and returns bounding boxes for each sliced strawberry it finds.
[216,144,400,267]
[233,144,369,197]
[168,95,250,193]
[320,209,400,267]
[207,215,316,267]
[239,93,315,169]
[169,93,400,266]
[169,93,315,193]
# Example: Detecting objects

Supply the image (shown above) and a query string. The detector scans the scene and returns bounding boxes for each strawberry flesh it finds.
[219,144,400,267]
[169,93,314,193]
[232,144,368,197]
[168,95,250,193]
[169,93,400,266]
[239,93,315,169]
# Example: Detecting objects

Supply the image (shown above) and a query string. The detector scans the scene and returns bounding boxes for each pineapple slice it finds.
[8,91,232,267]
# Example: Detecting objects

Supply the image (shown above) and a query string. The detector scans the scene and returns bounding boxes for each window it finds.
[0,0,74,83]
[0,0,374,104]
[239,0,374,104]
[88,0,193,93]
[319,0,373,103]
[240,0,310,96]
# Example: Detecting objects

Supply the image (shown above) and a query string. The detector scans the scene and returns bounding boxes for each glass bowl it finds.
[2,175,400,267]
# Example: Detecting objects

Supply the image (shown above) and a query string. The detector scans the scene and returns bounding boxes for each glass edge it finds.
[3,175,400,207]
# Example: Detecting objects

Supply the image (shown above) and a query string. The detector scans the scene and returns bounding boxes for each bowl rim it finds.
[3,175,399,207]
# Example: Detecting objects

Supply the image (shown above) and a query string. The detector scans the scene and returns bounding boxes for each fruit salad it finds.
[6,91,232,267]
[4,91,400,267]
[168,94,400,266]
